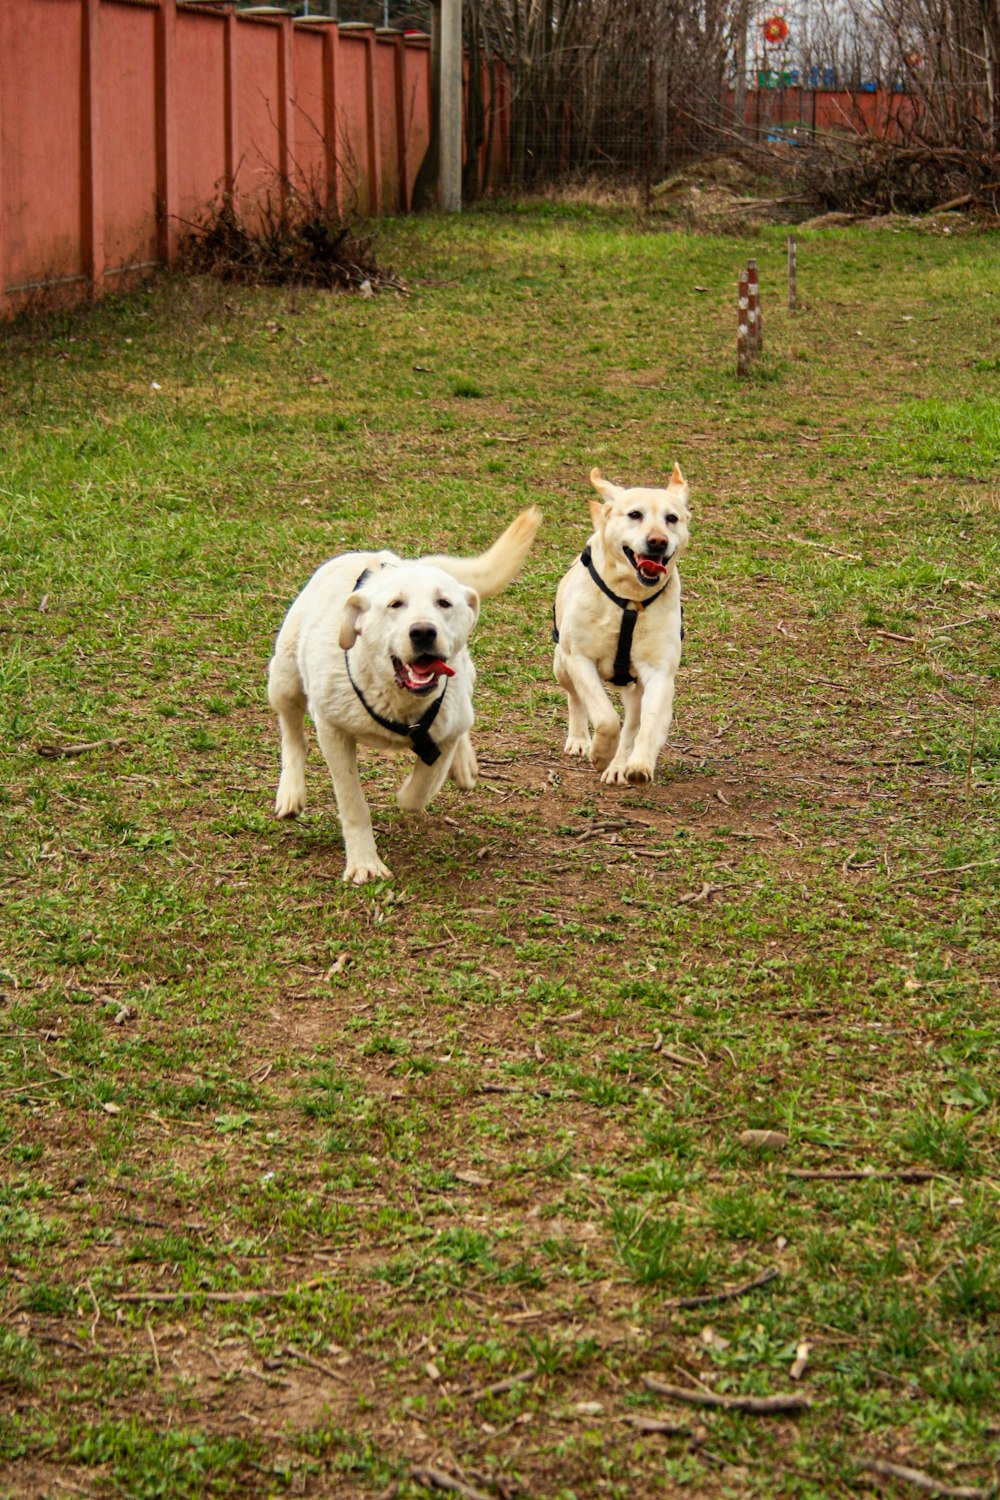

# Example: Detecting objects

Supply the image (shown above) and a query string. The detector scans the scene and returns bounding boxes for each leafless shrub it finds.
[799,134,999,214]
[178,190,405,293]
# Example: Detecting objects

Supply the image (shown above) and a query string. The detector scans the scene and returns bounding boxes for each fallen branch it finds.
[641,1374,811,1413]
[410,1468,493,1500]
[465,1366,535,1402]
[786,1168,935,1183]
[888,858,998,886]
[37,737,127,759]
[788,533,863,562]
[111,1278,331,1304]
[678,881,728,904]
[623,1415,690,1435]
[281,1343,348,1383]
[858,1456,995,1498]
[665,1266,780,1310]
[931,613,992,632]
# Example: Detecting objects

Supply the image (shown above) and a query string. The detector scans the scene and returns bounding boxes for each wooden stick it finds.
[787,533,863,562]
[36,737,127,759]
[623,1415,690,1435]
[887,857,998,885]
[466,1367,535,1402]
[282,1343,349,1384]
[641,1374,811,1413]
[665,1266,779,1310]
[786,1168,935,1183]
[409,1468,493,1500]
[859,1457,994,1498]
[111,1278,331,1304]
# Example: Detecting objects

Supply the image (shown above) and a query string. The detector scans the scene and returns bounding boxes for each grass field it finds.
[1,204,997,1500]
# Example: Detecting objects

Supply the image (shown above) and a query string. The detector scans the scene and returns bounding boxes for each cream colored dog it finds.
[268,508,541,883]
[553,466,690,785]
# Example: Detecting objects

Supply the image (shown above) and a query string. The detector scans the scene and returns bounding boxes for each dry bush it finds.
[178,191,405,293]
[796,135,1000,215]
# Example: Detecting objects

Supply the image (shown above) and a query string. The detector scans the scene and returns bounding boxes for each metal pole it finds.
[439,0,462,211]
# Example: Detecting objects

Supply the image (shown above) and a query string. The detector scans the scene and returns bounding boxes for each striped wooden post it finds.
[747,258,761,352]
[737,269,750,378]
[787,234,797,310]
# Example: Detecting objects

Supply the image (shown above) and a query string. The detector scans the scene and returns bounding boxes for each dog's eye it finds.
[628,509,643,521]
[665,513,678,525]
[389,600,405,610]
[436,598,452,610]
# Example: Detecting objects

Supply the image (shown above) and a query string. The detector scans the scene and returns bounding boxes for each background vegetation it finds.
[1,204,997,1499]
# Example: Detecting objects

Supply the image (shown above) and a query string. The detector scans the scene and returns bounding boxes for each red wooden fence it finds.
[0,0,503,317]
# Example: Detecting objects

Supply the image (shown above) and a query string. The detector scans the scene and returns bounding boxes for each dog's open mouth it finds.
[623,545,671,585]
[392,655,455,694]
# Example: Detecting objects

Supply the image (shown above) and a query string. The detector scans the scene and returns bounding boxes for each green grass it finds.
[0,204,997,1500]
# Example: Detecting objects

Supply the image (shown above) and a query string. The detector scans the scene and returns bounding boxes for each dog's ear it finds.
[338,591,370,650]
[587,496,607,532]
[669,462,691,517]
[463,586,481,629]
[589,467,621,506]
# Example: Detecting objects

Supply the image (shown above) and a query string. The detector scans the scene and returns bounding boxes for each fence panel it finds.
[0,0,443,318]
[2,0,85,298]
[101,0,159,280]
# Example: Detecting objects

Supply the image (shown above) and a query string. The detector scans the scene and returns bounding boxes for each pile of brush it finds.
[179,192,406,293]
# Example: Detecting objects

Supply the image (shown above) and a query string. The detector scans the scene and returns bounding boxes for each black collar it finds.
[579,543,670,686]
[344,650,447,765]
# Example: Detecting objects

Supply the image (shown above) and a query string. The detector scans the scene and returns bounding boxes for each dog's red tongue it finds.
[400,657,454,691]
[637,555,669,579]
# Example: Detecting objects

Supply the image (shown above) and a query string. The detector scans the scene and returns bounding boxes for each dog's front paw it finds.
[275,778,307,818]
[625,760,655,785]
[450,737,478,791]
[589,725,620,772]
[564,734,592,758]
[343,854,392,884]
[600,759,631,786]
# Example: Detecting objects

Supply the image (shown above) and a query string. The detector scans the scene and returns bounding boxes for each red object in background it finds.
[762,15,789,44]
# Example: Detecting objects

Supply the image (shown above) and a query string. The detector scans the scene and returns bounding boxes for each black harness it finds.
[344,650,447,765]
[553,544,675,687]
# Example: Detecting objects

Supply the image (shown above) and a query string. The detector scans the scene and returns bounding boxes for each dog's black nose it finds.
[409,622,438,651]
[645,536,669,555]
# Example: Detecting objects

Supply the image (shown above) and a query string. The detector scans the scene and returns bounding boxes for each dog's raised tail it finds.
[422,505,542,598]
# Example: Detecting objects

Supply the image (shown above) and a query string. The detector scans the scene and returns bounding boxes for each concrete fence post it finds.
[439,0,461,210]
[155,0,179,267]
[81,0,105,298]
[277,13,294,208]
[364,27,382,217]
[391,32,409,212]
[322,22,341,216]
[224,5,240,201]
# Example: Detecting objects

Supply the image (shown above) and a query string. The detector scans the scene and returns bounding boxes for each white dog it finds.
[268,508,541,883]
[553,466,690,785]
